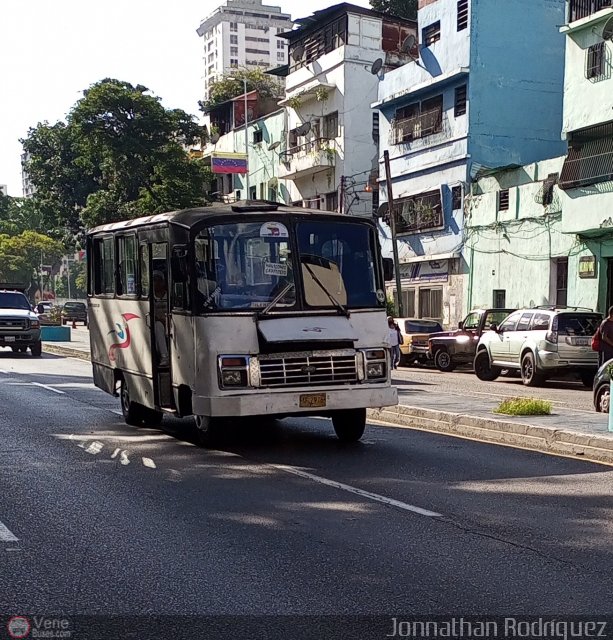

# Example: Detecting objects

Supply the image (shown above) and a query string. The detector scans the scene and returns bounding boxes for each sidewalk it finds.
[41,334,613,463]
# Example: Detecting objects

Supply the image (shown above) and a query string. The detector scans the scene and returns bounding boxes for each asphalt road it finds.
[394,363,595,411]
[1,351,613,637]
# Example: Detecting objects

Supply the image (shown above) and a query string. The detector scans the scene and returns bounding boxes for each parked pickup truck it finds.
[428,308,515,372]
[0,287,42,356]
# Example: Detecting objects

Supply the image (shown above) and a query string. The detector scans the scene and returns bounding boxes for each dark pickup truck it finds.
[428,308,515,372]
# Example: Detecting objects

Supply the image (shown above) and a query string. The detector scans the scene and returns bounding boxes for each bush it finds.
[494,397,552,416]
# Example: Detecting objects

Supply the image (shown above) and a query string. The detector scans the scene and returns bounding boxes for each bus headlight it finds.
[366,362,385,379]
[360,350,387,380]
[218,356,250,389]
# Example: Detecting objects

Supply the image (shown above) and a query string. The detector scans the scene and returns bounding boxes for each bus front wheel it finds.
[120,378,148,426]
[194,415,221,448]
[332,408,366,443]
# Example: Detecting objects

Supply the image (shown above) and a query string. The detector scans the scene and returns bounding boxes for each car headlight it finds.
[218,356,250,389]
[31,320,40,328]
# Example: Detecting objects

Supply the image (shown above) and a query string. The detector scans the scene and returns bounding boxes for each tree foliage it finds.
[0,193,48,236]
[0,231,64,288]
[200,68,284,111]
[369,0,417,19]
[22,79,212,230]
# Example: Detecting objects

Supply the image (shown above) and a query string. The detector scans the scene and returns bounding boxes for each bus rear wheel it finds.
[120,378,148,426]
[332,408,366,443]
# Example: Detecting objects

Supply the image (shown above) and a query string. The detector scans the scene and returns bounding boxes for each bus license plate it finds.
[299,393,326,408]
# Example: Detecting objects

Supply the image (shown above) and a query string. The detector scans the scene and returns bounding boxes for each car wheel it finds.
[580,371,595,388]
[596,385,610,413]
[434,349,455,372]
[11,347,18,353]
[474,351,501,381]
[30,341,42,357]
[521,352,544,387]
[332,408,366,443]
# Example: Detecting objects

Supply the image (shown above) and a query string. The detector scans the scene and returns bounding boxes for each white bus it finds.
[87,201,397,445]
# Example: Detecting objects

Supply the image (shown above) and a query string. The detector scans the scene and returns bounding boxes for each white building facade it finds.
[197,0,293,99]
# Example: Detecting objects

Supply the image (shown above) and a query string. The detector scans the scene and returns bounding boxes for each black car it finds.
[61,301,88,326]
[594,359,612,413]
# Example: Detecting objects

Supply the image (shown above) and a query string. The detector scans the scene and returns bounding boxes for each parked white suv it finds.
[474,307,601,387]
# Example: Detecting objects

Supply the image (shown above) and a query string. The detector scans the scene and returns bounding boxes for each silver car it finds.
[474,307,601,387]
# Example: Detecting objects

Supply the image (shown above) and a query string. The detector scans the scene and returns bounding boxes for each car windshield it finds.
[557,314,601,336]
[296,221,382,309]
[404,320,443,333]
[194,221,295,311]
[0,292,31,310]
[64,303,85,310]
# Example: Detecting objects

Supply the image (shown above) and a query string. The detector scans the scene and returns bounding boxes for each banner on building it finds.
[399,260,449,283]
[211,152,248,174]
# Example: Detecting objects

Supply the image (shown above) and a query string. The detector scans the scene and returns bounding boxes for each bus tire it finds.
[120,378,147,426]
[194,415,221,448]
[332,408,366,443]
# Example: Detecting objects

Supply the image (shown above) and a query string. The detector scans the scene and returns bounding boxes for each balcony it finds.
[569,0,612,22]
[278,138,337,180]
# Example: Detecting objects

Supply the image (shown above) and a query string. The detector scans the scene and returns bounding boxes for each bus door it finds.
[142,240,174,410]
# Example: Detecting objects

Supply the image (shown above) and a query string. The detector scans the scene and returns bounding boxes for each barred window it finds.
[454,85,467,117]
[586,42,605,79]
[498,189,510,211]
[457,0,469,30]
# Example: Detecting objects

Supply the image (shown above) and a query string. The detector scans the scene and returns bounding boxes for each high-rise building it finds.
[21,151,36,198]
[0,185,7,197]
[197,0,293,99]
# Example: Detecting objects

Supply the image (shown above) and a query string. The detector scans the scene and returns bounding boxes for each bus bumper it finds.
[192,385,398,418]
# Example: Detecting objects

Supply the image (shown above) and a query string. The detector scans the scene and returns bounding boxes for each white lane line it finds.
[110,410,124,416]
[119,451,130,466]
[111,448,121,459]
[142,457,156,469]
[30,382,65,395]
[273,464,442,517]
[0,521,19,543]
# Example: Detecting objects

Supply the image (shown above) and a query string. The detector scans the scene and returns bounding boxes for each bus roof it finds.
[87,201,366,235]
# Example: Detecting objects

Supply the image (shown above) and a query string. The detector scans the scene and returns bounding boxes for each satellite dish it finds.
[295,121,311,136]
[401,34,417,53]
[268,140,281,151]
[370,58,384,75]
[291,44,305,62]
[602,16,613,40]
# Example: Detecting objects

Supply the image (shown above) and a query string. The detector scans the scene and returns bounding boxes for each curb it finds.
[368,404,613,465]
[42,343,91,362]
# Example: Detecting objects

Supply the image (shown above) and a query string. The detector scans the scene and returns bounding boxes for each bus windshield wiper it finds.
[258,282,295,318]
[301,261,350,318]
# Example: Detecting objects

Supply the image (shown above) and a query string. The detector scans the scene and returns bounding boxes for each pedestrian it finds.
[599,306,613,367]
[387,316,403,369]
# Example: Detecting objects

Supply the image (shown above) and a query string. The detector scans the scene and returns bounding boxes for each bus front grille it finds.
[259,354,358,388]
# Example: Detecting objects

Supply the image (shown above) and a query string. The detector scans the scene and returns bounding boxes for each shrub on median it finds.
[494,397,552,416]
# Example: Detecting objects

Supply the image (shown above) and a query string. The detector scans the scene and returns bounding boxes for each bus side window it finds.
[93,236,114,295]
[117,235,137,297]
[139,244,149,298]
[171,246,189,312]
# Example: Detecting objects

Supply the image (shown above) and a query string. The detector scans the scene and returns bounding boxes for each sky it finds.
[0,0,372,196]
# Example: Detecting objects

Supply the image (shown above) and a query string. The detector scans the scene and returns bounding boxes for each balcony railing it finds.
[569,0,612,22]
[390,107,443,146]
[280,137,336,163]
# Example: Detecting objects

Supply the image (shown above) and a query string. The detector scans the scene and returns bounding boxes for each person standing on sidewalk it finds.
[599,306,613,367]
[387,316,403,370]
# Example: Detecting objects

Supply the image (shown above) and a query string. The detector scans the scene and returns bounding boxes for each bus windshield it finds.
[194,218,382,312]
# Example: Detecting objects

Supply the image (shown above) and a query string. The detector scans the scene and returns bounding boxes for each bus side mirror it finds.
[171,247,188,283]
[382,258,394,282]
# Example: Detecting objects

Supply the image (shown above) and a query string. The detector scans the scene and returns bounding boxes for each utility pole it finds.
[244,78,250,199]
[66,258,71,300]
[383,150,404,317]
[339,175,345,214]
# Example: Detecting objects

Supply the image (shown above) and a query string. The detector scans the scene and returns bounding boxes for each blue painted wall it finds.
[468,0,567,171]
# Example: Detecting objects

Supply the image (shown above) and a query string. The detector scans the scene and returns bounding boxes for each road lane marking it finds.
[142,457,156,469]
[273,464,442,517]
[30,382,65,395]
[0,521,18,543]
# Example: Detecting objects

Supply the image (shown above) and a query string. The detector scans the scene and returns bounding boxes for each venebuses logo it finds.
[7,616,31,639]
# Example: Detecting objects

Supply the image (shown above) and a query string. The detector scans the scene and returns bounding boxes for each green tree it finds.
[0,193,47,236]
[369,0,417,19]
[22,79,212,230]
[200,67,284,111]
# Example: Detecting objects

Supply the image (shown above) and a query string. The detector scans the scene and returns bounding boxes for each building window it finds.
[249,186,257,200]
[498,189,510,211]
[451,185,463,210]
[245,48,269,55]
[231,46,238,55]
[560,121,613,190]
[372,112,380,143]
[392,189,443,234]
[394,289,416,317]
[277,39,285,49]
[230,22,238,31]
[570,0,613,22]
[230,35,238,44]
[454,85,467,117]
[555,258,568,306]
[393,95,443,144]
[326,191,338,212]
[493,290,506,309]
[289,16,348,72]
[246,36,269,43]
[324,111,339,139]
[277,51,285,61]
[419,288,443,321]
[423,21,441,46]
[253,129,263,144]
[457,0,469,30]
[230,59,238,68]
[586,42,606,79]
[542,173,558,206]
